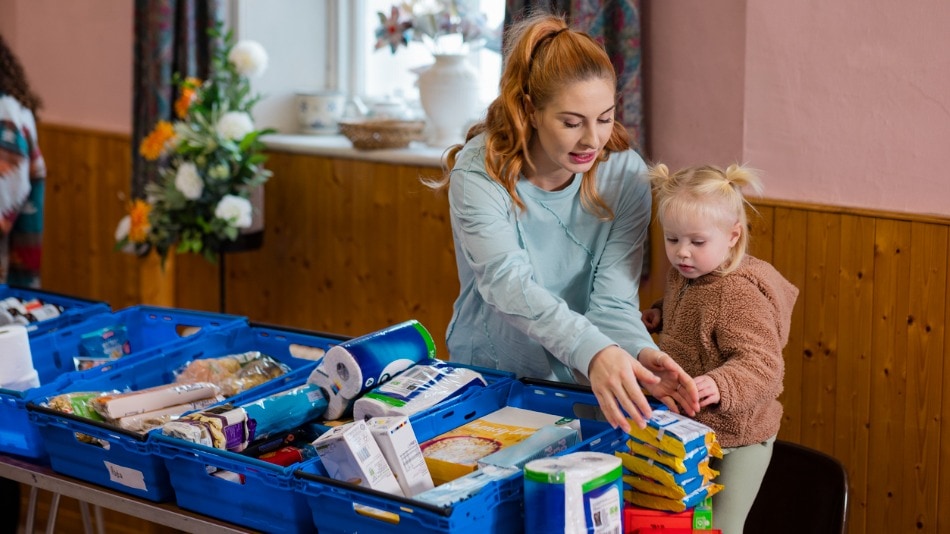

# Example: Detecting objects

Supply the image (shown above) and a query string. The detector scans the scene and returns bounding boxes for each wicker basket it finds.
[338,119,427,150]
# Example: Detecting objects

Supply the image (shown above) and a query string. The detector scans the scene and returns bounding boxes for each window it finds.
[228,0,504,134]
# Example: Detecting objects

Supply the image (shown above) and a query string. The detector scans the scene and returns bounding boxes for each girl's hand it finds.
[641,308,662,333]
[694,374,721,408]
[587,345,661,433]
[639,348,700,416]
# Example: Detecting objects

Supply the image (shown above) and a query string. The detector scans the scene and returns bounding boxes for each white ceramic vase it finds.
[417,53,480,148]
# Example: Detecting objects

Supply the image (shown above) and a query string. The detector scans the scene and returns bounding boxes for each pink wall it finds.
[1,0,132,133]
[646,0,950,217]
[3,0,949,216]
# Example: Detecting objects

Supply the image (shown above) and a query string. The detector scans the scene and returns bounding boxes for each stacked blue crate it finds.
[26,322,346,502]
[293,378,631,534]
[1,303,242,460]
[151,361,516,533]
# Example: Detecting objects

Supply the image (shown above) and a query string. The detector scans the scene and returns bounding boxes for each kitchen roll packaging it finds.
[308,320,437,420]
[324,320,436,399]
[523,451,624,534]
[352,361,486,421]
[0,324,37,389]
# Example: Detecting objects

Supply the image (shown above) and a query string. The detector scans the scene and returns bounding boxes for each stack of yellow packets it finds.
[616,410,724,512]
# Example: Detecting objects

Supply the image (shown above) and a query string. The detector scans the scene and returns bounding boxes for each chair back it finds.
[745,440,849,534]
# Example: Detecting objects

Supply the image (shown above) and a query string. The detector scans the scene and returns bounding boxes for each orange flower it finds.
[139,121,175,161]
[174,77,202,119]
[128,199,152,243]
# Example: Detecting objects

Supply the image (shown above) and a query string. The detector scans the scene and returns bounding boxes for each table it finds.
[0,454,252,533]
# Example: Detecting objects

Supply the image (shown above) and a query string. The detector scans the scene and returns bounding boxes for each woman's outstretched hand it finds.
[639,347,700,417]
[588,345,661,433]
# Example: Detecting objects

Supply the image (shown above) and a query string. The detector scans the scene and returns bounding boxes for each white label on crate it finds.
[104,461,147,491]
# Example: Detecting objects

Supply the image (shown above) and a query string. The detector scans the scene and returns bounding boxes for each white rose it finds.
[115,215,131,241]
[174,162,204,200]
[216,111,255,142]
[228,40,268,77]
[214,194,253,228]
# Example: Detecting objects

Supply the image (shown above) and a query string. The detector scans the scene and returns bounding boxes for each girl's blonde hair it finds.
[429,11,630,220]
[648,163,763,274]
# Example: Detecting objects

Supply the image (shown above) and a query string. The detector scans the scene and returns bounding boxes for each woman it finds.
[0,33,45,288]
[431,12,699,432]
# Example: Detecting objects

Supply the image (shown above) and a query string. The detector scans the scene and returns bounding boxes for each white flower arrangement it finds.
[117,24,273,264]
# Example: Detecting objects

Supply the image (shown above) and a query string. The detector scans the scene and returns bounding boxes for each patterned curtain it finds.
[504,0,645,152]
[131,0,220,197]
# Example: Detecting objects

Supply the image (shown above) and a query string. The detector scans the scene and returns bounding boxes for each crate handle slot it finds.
[352,503,402,525]
[175,324,203,337]
[288,344,325,361]
[205,467,246,485]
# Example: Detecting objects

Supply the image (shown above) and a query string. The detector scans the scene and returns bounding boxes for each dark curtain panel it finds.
[504,0,645,151]
[131,0,220,197]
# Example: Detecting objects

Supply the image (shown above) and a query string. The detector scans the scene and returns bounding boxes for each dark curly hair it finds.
[0,33,42,113]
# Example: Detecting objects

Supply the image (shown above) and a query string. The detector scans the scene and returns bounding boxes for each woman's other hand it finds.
[588,345,661,433]
[639,348,700,417]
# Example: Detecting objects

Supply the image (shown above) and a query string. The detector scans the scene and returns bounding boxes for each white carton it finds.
[312,420,403,496]
[366,415,435,497]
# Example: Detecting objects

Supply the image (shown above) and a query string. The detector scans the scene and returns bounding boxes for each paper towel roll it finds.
[307,362,352,421]
[0,324,35,388]
[324,320,436,399]
[523,451,624,534]
[2,368,39,391]
[352,363,486,421]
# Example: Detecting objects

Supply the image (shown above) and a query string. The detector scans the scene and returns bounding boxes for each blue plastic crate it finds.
[0,284,111,337]
[294,378,629,534]
[26,323,348,502]
[151,361,515,533]
[1,305,245,460]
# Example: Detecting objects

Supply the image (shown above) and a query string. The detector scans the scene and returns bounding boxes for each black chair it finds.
[744,440,849,534]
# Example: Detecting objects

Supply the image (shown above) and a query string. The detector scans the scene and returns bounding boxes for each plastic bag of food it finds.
[174,351,290,396]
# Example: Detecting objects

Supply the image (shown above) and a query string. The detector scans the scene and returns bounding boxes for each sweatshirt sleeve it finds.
[579,174,658,374]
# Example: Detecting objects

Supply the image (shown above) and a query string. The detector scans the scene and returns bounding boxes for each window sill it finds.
[263,133,446,168]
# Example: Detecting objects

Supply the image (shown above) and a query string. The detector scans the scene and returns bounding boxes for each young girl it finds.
[642,163,799,533]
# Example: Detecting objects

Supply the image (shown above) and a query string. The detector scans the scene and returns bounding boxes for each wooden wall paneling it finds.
[770,207,808,443]
[640,199,670,312]
[941,225,950,534]
[833,214,875,533]
[867,219,912,533]
[228,150,326,325]
[901,222,947,533]
[38,125,140,309]
[167,252,214,311]
[800,211,841,451]
[333,157,380,335]
[395,164,456,359]
[264,151,333,329]
[748,204,774,263]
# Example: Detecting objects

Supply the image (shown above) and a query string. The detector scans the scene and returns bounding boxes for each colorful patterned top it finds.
[0,93,45,287]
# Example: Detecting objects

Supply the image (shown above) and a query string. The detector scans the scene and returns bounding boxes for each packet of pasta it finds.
[627,438,721,474]
[624,481,723,513]
[616,451,718,490]
[626,410,720,458]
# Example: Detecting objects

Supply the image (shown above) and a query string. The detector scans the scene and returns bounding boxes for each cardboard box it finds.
[419,406,577,485]
[366,415,434,497]
[624,505,693,532]
[624,498,715,533]
[312,420,403,496]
